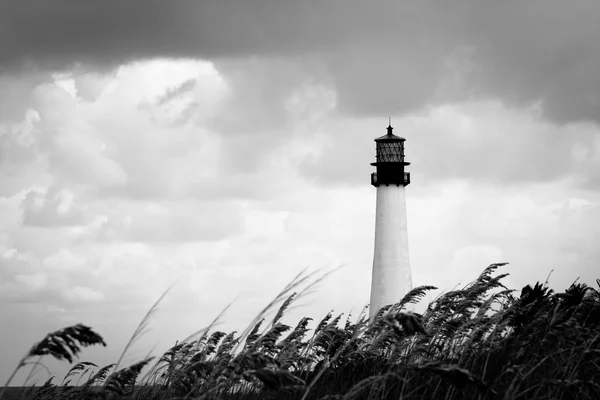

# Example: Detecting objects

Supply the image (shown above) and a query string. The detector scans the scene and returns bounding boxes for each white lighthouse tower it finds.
[369,122,413,319]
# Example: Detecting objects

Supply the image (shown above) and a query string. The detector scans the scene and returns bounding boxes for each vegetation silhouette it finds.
[2,263,599,400]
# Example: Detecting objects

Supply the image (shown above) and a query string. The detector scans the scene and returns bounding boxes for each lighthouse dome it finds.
[375,124,405,142]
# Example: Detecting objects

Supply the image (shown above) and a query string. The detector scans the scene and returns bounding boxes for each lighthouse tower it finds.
[369,122,413,319]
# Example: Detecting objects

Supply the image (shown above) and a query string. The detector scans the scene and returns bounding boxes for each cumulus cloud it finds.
[1,59,247,201]
[0,110,52,196]
[21,187,90,227]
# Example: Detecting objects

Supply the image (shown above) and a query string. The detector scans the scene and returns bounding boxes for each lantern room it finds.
[370,124,411,187]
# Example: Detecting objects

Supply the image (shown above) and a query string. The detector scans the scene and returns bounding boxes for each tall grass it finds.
[2,263,600,400]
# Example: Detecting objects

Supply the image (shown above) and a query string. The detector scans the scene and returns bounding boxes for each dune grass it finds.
[2,263,600,400]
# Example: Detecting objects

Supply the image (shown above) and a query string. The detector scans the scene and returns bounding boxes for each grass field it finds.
[1,263,599,400]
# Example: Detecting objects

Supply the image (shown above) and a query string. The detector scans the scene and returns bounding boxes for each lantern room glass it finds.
[376,141,405,163]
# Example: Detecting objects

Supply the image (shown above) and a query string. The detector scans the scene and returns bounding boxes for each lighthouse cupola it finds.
[370,124,411,187]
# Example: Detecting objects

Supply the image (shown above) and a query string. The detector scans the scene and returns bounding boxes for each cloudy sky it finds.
[2,0,600,385]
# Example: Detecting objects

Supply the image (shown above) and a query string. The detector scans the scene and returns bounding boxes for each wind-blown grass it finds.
[2,263,600,400]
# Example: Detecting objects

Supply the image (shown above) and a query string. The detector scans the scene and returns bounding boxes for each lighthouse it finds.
[369,122,413,319]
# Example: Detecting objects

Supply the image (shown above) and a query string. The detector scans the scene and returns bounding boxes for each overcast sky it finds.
[1,0,600,385]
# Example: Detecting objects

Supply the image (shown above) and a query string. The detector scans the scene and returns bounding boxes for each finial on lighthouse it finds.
[387,117,393,135]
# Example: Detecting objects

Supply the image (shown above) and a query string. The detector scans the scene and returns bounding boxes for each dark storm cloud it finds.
[458,1,600,124]
[1,0,599,123]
